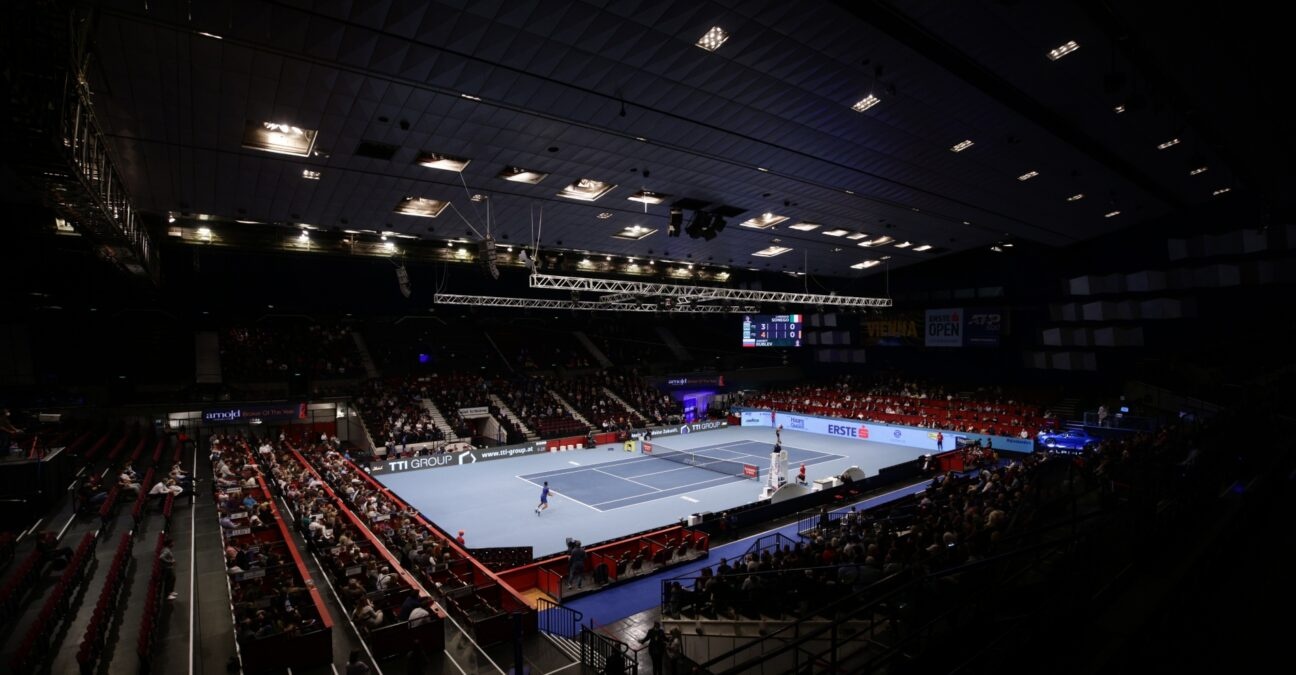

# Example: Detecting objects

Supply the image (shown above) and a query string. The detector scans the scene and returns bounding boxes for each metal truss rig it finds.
[433,294,759,313]
[528,273,892,308]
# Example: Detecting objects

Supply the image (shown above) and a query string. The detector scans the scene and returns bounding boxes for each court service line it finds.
[513,475,602,512]
[522,455,661,479]
[590,474,741,509]
[593,467,661,492]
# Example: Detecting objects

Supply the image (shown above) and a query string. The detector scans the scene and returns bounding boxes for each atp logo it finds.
[893,430,903,439]
[679,425,690,435]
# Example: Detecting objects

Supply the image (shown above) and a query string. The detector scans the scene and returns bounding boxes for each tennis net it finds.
[642,443,759,480]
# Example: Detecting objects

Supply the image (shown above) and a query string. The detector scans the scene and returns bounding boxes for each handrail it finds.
[252,473,335,631]
[698,521,1102,673]
[536,597,582,640]
[284,446,434,611]
[580,627,638,673]
[337,454,533,611]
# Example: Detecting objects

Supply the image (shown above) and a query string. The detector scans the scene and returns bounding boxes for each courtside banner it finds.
[765,410,1033,454]
[375,420,729,475]
[639,419,729,438]
[925,308,964,347]
[374,440,548,475]
[740,411,774,427]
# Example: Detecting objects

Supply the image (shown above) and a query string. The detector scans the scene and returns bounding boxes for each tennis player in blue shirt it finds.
[535,481,552,515]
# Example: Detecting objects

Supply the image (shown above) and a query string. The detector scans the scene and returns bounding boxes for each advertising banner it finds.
[861,311,922,347]
[924,308,964,347]
[664,374,725,388]
[203,403,308,424]
[740,411,774,427]
[763,410,1033,454]
[639,419,729,438]
[965,308,1004,347]
[374,420,729,476]
[375,440,549,475]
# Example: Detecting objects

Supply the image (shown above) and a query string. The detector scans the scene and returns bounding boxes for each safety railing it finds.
[580,627,637,674]
[536,597,582,640]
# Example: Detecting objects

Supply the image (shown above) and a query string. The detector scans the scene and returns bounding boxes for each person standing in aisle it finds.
[639,621,668,675]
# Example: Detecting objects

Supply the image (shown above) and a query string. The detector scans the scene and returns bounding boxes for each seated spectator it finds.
[150,479,185,498]
[36,531,72,565]
[408,597,432,622]
[353,597,384,629]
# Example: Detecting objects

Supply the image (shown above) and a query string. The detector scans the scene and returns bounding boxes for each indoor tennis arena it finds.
[1,2,1290,675]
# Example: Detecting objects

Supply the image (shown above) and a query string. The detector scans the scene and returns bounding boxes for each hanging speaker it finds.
[395,265,411,298]
[478,236,499,279]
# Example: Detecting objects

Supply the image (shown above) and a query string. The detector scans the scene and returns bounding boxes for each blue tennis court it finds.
[518,441,843,511]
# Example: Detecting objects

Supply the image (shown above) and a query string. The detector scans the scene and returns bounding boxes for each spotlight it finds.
[686,212,712,239]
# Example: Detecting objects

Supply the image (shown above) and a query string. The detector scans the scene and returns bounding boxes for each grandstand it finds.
[1,2,1291,674]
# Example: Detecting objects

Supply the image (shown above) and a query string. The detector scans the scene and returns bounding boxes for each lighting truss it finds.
[527,273,892,308]
[597,292,640,303]
[434,294,758,313]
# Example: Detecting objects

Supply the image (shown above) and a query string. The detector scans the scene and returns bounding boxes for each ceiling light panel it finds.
[845,232,869,241]
[1156,138,1181,150]
[894,241,912,248]
[822,229,850,237]
[696,26,730,51]
[498,166,549,184]
[394,197,449,218]
[1066,193,1084,202]
[739,212,789,229]
[416,152,471,172]
[612,225,657,241]
[1189,166,1208,176]
[301,169,321,180]
[851,94,881,112]
[913,245,933,252]
[788,222,821,232]
[627,190,669,205]
[1018,170,1039,181]
[950,139,974,153]
[752,246,793,258]
[1105,210,1121,218]
[243,121,318,157]
[1047,40,1080,61]
[558,178,616,202]
[851,260,881,269]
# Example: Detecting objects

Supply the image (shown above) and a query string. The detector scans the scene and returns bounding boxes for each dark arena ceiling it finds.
[24,0,1294,281]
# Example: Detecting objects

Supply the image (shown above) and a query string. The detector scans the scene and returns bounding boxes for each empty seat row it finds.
[77,532,134,673]
[9,532,97,672]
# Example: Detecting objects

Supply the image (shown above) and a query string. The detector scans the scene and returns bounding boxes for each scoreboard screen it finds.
[742,314,803,348]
